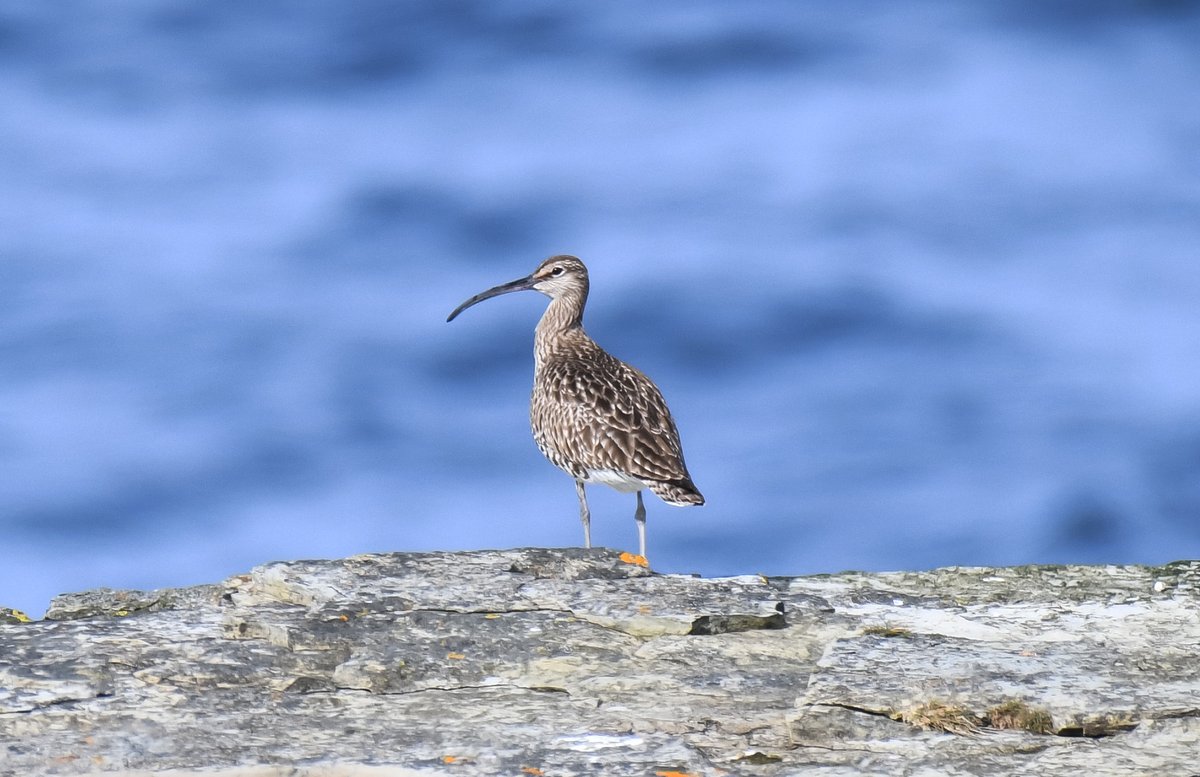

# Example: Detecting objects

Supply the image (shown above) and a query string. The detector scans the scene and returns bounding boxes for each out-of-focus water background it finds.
[3,2,1199,616]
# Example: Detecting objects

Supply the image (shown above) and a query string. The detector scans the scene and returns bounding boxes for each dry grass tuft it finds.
[896,700,980,735]
[985,699,1055,734]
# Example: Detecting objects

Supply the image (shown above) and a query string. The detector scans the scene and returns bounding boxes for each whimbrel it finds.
[447,255,704,559]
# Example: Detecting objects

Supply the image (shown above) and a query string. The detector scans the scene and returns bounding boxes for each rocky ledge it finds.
[2,549,1199,776]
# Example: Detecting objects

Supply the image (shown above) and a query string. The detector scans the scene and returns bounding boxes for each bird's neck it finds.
[534,290,587,367]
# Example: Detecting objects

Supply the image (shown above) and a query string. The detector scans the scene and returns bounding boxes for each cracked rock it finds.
[2,549,1198,776]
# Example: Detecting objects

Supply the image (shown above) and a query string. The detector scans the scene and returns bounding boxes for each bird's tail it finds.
[650,478,705,507]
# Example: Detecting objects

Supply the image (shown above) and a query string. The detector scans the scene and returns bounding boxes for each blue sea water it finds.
[2,2,1199,616]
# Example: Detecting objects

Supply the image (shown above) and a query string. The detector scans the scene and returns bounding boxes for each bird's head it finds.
[447,255,589,322]
[528,255,588,297]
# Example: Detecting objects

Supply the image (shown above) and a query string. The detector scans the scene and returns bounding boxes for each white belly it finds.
[584,468,649,493]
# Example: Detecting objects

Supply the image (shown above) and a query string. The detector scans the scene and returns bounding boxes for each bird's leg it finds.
[575,479,591,548]
[635,490,647,559]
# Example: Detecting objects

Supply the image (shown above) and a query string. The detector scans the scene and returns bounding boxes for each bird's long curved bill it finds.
[446,275,536,322]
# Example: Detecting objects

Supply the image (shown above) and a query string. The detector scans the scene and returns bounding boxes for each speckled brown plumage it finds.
[530,294,702,505]
[448,254,703,558]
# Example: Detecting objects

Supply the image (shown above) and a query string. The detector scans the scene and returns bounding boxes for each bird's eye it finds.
[550,266,565,277]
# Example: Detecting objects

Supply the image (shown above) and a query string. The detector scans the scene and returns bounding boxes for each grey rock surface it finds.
[2,549,1199,776]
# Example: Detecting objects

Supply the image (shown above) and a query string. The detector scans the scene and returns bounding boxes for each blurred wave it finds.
[2,1,1199,615]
